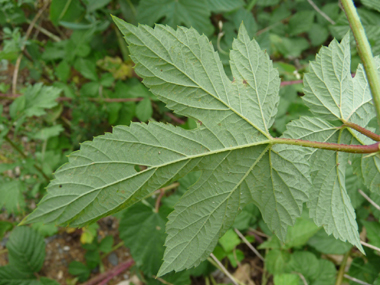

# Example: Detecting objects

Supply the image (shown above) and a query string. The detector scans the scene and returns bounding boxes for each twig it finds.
[209,253,240,285]
[83,259,134,285]
[307,0,336,25]
[293,272,308,285]
[358,189,380,211]
[154,188,165,213]
[4,136,50,182]
[280,80,303,86]
[25,18,61,42]
[234,228,264,261]
[336,250,350,285]
[152,276,174,285]
[12,0,49,94]
[165,112,185,124]
[248,228,268,238]
[343,275,371,285]
[360,241,380,253]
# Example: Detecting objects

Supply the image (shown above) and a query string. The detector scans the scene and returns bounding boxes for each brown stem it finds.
[344,120,380,141]
[280,80,303,86]
[12,0,49,94]
[83,259,134,285]
[274,137,380,153]
[4,136,50,182]
[165,112,185,124]
[155,188,165,213]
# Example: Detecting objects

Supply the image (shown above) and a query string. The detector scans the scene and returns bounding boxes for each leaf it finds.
[289,252,319,281]
[119,203,167,275]
[362,221,380,248]
[218,229,241,253]
[288,11,315,36]
[303,33,377,125]
[6,227,45,274]
[362,0,380,12]
[74,58,98,81]
[68,261,91,282]
[284,210,319,249]
[265,250,291,275]
[0,266,37,285]
[206,0,244,12]
[307,229,352,255]
[284,117,364,252]
[136,0,213,36]
[33,125,64,141]
[0,180,26,213]
[135,98,153,122]
[9,83,61,119]
[98,235,114,253]
[24,21,311,276]
[274,274,300,285]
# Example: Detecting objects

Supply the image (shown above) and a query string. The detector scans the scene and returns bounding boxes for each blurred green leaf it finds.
[135,98,152,122]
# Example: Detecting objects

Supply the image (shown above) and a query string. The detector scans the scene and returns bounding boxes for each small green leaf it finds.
[288,11,315,36]
[33,125,64,141]
[137,0,213,36]
[55,60,71,82]
[68,261,91,282]
[9,83,61,119]
[98,235,114,253]
[0,180,26,214]
[362,221,380,248]
[74,58,98,81]
[265,249,291,275]
[119,203,167,276]
[206,0,244,12]
[308,229,352,255]
[218,229,241,253]
[274,274,300,285]
[135,98,153,122]
[6,227,45,274]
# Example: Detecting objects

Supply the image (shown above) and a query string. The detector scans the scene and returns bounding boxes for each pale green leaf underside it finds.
[303,33,379,127]
[24,20,311,275]
[284,117,363,252]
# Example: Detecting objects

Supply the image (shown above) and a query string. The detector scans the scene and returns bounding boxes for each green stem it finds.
[336,250,350,285]
[4,136,50,182]
[341,0,380,125]
[274,137,380,153]
[343,120,380,141]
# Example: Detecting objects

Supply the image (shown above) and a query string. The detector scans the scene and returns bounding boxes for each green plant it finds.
[20,0,380,279]
[0,226,59,285]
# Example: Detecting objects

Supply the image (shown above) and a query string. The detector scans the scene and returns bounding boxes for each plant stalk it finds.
[274,137,380,153]
[341,0,380,125]
[4,136,50,182]
[336,250,350,285]
[343,120,380,141]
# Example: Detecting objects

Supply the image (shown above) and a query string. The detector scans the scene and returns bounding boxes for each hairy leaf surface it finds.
[284,117,363,252]
[24,20,311,275]
[303,33,378,126]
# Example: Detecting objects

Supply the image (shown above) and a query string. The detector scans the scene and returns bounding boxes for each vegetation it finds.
[1,0,380,284]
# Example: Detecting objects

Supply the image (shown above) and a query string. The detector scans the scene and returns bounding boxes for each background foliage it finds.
[1,0,380,284]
